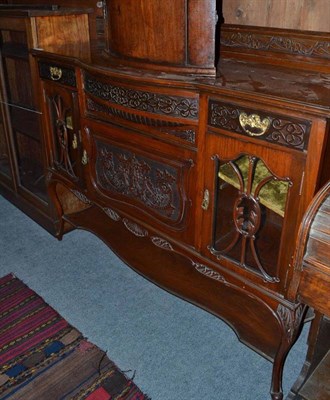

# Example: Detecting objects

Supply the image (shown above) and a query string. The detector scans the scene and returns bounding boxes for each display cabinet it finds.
[0,5,90,233]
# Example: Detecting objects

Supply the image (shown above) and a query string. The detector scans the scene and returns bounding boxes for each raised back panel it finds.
[105,0,217,76]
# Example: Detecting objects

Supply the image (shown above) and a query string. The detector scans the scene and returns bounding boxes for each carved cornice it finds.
[221,31,330,59]
[84,73,199,120]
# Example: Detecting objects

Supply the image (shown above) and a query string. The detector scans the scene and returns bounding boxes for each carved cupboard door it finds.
[79,117,196,246]
[200,97,309,293]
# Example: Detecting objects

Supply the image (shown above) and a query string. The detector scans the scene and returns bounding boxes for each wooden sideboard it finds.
[0,4,329,400]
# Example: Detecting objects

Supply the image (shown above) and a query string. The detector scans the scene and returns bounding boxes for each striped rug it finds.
[0,273,150,399]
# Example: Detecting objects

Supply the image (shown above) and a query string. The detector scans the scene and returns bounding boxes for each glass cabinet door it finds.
[0,26,47,201]
[42,82,83,186]
[211,154,291,282]
[202,132,305,288]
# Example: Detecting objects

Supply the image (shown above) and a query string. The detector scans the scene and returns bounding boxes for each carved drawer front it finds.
[39,61,76,88]
[81,121,195,241]
[208,99,311,151]
[82,71,198,147]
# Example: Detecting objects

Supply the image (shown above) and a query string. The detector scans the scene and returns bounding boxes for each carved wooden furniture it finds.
[0,5,90,232]
[1,3,329,398]
[287,181,330,399]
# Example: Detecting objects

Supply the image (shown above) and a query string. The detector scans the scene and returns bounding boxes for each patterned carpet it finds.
[0,273,149,399]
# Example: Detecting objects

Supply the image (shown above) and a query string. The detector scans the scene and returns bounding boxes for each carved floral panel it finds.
[94,139,183,221]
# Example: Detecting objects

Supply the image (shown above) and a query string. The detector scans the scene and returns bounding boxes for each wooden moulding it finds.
[104,0,218,76]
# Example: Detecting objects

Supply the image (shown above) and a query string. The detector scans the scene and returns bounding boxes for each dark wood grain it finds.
[0,5,329,400]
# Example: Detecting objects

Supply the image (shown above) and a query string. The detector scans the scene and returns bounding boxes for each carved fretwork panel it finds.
[43,82,83,186]
[209,154,292,283]
[84,73,199,120]
[85,97,197,145]
[47,93,77,179]
[93,139,190,224]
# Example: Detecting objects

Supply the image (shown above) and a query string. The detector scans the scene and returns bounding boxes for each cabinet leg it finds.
[270,354,285,400]
[270,304,306,400]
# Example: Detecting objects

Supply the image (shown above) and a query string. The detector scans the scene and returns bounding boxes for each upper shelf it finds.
[104,0,219,76]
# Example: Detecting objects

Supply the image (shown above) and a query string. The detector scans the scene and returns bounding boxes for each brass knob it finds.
[49,66,62,81]
[239,112,271,136]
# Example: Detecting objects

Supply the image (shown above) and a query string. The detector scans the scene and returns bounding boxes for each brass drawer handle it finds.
[49,66,62,81]
[81,149,88,165]
[239,112,271,136]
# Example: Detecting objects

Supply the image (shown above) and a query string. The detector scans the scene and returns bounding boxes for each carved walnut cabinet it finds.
[1,3,330,400]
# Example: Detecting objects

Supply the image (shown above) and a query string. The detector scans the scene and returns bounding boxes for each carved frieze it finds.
[84,74,199,120]
[95,140,181,220]
[86,98,196,144]
[221,31,330,59]
[208,100,311,150]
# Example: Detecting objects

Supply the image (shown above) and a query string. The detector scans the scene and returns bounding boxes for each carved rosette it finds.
[208,100,310,151]
[95,140,181,221]
[84,74,199,120]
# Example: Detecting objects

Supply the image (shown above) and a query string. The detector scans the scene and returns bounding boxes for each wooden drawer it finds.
[39,61,76,88]
[82,71,199,148]
[208,99,312,151]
